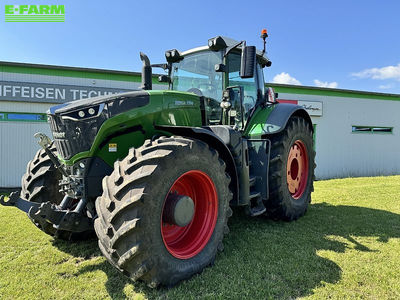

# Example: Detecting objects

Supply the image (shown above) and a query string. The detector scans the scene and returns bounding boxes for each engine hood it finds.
[47,90,151,160]
[48,90,150,115]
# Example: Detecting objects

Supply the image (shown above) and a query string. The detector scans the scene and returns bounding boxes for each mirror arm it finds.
[151,63,170,71]
[224,40,245,57]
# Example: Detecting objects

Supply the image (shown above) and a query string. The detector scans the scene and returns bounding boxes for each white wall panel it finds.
[0,101,53,187]
[278,93,400,179]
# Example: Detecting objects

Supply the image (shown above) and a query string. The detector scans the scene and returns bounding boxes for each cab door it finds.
[226,52,264,129]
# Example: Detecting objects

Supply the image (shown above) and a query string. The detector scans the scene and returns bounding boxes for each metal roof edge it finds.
[0,60,143,76]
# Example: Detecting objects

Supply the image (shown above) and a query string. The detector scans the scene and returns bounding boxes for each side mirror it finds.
[240,46,256,78]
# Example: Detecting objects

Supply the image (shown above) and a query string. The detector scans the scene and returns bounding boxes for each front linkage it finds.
[0,133,92,234]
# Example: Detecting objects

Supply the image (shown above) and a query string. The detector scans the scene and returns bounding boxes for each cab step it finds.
[249,176,256,187]
[249,191,261,200]
[248,202,267,217]
[247,190,266,216]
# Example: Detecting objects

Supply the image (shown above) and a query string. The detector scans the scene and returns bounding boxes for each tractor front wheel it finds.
[94,137,232,287]
[21,144,93,240]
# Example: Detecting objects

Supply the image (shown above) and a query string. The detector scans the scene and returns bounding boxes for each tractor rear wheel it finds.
[94,136,232,287]
[266,116,315,221]
[21,144,92,240]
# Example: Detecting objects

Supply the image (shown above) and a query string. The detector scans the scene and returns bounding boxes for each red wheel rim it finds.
[161,170,218,259]
[286,140,309,199]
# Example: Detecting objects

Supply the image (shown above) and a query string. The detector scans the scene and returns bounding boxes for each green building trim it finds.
[1,61,400,101]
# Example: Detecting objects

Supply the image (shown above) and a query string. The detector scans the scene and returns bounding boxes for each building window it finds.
[0,112,48,122]
[352,126,393,134]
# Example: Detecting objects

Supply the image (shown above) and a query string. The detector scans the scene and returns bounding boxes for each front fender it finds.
[155,125,240,205]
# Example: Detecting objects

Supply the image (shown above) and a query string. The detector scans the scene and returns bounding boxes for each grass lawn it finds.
[0,176,400,299]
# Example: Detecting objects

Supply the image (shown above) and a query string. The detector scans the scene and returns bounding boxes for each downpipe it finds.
[140,52,152,90]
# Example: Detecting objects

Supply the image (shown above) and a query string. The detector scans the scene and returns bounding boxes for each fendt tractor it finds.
[1,30,315,287]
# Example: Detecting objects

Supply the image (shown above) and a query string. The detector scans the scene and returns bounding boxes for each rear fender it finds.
[245,103,312,138]
[264,103,313,135]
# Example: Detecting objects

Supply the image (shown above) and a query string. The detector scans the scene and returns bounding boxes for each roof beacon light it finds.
[261,29,268,39]
[261,28,268,55]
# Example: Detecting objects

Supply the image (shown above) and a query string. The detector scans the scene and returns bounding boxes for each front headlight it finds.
[60,103,105,121]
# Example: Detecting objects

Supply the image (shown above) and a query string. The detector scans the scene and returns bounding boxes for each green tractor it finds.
[0,32,315,287]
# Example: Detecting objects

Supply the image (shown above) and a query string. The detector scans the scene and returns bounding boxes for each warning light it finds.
[261,29,268,39]
[260,28,268,56]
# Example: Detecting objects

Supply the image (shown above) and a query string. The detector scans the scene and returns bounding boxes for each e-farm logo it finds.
[5,5,65,22]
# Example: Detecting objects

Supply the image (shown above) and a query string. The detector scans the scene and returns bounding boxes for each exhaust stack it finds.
[140,52,152,90]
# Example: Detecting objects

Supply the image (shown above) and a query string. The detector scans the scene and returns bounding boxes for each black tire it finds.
[94,136,232,287]
[266,116,315,221]
[21,144,62,206]
[21,144,92,240]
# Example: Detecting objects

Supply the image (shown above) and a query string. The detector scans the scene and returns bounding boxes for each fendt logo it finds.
[5,5,65,22]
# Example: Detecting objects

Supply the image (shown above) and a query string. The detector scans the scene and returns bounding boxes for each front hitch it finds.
[0,192,41,212]
[0,193,92,233]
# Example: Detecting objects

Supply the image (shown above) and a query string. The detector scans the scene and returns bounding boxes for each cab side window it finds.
[227,53,258,123]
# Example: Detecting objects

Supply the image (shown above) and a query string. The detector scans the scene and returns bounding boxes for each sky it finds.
[1,0,400,93]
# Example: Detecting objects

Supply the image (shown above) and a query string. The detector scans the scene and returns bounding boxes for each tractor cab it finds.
[159,35,272,129]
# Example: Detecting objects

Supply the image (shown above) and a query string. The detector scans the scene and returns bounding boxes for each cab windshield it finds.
[169,49,266,126]
[170,51,223,101]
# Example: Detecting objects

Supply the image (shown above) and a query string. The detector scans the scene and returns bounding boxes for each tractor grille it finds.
[47,93,149,160]
[48,113,106,160]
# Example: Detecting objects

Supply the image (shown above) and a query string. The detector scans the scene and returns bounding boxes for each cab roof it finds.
[181,36,271,65]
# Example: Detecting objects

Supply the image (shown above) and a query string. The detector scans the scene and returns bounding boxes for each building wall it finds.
[276,92,400,179]
[0,101,53,187]
[1,71,138,89]
[1,63,400,187]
